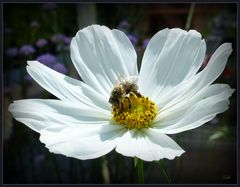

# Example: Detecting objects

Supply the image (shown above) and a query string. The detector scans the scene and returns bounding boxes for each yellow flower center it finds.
[111,92,157,129]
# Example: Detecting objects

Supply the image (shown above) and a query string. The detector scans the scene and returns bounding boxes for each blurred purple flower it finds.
[31,21,39,28]
[24,74,33,82]
[142,38,150,49]
[51,33,65,44]
[36,38,48,48]
[63,36,72,46]
[36,53,56,67]
[19,45,35,56]
[127,34,138,46]
[52,63,67,74]
[42,3,58,10]
[117,20,130,31]
[6,47,18,58]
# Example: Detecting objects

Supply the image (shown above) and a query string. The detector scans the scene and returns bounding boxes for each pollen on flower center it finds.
[111,92,157,129]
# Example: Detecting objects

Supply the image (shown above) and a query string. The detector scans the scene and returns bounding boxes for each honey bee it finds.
[109,76,142,112]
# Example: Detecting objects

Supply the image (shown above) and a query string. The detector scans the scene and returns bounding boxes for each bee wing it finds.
[114,76,125,86]
[114,75,138,86]
[128,75,138,84]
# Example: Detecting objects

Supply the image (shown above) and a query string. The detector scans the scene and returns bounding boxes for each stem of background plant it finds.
[134,157,144,184]
[156,160,172,183]
[102,156,110,184]
[185,3,195,30]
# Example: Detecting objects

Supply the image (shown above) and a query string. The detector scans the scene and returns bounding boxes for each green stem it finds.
[185,3,196,30]
[156,160,172,183]
[134,157,144,184]
[102,156,110,184]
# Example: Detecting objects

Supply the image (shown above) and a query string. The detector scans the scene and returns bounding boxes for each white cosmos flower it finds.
[9,25,234,162]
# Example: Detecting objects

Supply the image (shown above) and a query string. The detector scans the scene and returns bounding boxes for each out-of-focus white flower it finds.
[9,25,234,161]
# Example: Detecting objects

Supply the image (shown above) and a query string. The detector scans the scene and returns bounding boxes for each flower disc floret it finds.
[112,93,157,129]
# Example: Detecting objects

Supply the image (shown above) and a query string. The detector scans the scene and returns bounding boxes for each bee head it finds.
[109,97,118,105]
[109,86,123,106]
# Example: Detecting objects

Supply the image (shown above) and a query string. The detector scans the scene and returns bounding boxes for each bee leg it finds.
[126,97,131,109]
[119,101,124,113]
[134,91,142,97]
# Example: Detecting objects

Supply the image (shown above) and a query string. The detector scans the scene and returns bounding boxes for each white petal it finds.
[70,25,138,97]
[8,99,111,132]
[115,128,184,161]
[155,43,233,110]
[138,28,206,100]
[27,61,110,111]
[39,123,126,160]
[153,84,234,134]
[194,43,232,88]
